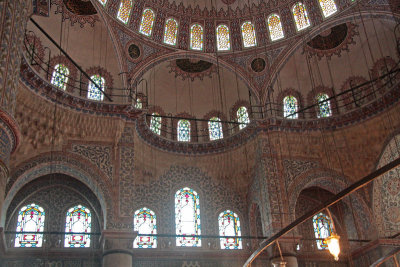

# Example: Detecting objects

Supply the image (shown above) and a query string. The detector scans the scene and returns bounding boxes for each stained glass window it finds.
[150,113,161,135]
[98,0,107,6]
[316,93,332,118]
[15,203,45,248]
[51,64,69,90]
[136,98,142,109]
[175,187,201,247]
[139,9,155,36]
[134,207,157,248]
[313,213,332,250]
[87,75,105,101]
[218,210,242,249]
[64,205,91,248]
[190,24,203,51]
[164,18,178,46]
[267,14,284,41]
[208,117,223,141]
[117,0,133,24]
[319,0,337,18]
[216,24,230,51]
[237,106,250,130]
[177,119,190,142]
[241,21,257,48]
[283,96,298,119]
[292,2,311,31]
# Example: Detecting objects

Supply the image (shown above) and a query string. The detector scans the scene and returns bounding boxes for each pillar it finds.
[101,230,136,267]
[0,0,30,225]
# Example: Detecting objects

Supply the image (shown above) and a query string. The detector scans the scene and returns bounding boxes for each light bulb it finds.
[325,234,340,261]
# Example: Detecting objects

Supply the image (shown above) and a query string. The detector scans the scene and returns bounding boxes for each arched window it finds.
[64,205,91,248]
[241,21,257,48]
[267,14,284,41]
[51,64,69,90]
[237,106,250,130]
[316,93,332,118]
[98,0,107,6]
[150,113,162,135]
[139,9,155,36]
[15,203,45,248]
[216,24,230,51]
[283,96,298,119]
[190,24,203,50]
[177,119,190,142]
[164,18,178,46]
[175,187,201,247]
[218,210,242,249]
[292,3,311,31]
[133,207,157,248]
[135,98,142,109]
[319,0,337,17]
[208,117,223,141]
[313,212,333,250]
[117,0,133,24]
[87,75,105,101]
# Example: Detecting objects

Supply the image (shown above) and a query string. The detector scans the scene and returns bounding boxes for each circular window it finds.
[128,44,141,60]
[251,58,266,73]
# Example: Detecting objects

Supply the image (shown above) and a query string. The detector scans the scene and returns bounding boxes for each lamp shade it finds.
[325,234,340,261]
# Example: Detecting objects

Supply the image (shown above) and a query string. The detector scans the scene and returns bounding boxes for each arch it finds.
[208,117,223,141]
[292,2,311,31]
[177,119,191,142]
[267,14,284,41]
[216,24,231,51]
[139,8,155,37]
[51,64,70,90]
[164,18,178,46]
[3,152,111,228]
[87,75,105,101]
[14,203,45,247]
[175,187,201,247]
[133,207,157,248]
[117,0,133,24]
[190,24,204,50]
[218,210,242,249]
[316,93,332,118]
[64,205,92,248]
[241,21,257,48]
[283,95,299,119]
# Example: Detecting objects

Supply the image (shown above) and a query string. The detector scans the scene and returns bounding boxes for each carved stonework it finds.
[51,0,100,27]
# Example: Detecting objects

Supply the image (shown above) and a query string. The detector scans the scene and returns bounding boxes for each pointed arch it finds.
[283,95,298,119]
[175,187,201,247]
[190,24,204,50]
[267,14,284,41]
[218,210,242,249]
[64,205,92,248]
[292,2,311,31]
[15,203,45,247]
[164,18,178,46]
[241,21,257,48]
[139,8,155,36]
[216,24,231,51]
[87,75,105,101]
[117,0,133,24]
[133,207,157,248]
[177,119,191,142]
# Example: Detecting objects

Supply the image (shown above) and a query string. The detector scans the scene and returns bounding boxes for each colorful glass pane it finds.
[87,75,105,101]
[134,207,157,248]
[293,2,311,31]
[216,24,230,51]
[208,117,223,141]
[150,113,161,135]
[51,64,69,90]
[319,0,337,17]
[283,96,298,119]
[175,187,201,247]
[237,106,250,130]
[268,14,284,41]
[98,0,107,6]
[190,24,203,50]
[241,21,257,48]
[317,93,332,118]
[117,0,133,24]
[313,213,332,250]
[177,119,190,142]
[136,98,142,109]
[64,205,91,248]
[164,18,178,46]
[218,210,242,250]
[15,203,45,248]
[139,9,155,36]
